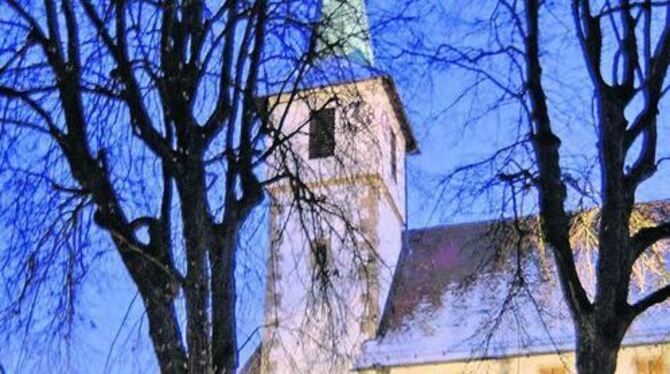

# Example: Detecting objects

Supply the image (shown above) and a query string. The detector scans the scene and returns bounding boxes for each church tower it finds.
[260,1,417,372]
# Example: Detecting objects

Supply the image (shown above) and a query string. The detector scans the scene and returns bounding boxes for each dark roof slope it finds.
[359,204,670,369]
[378,221,497,335]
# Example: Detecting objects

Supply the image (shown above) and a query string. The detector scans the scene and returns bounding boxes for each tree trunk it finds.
[211,222,239,374]
[142,287,188,374]
[576,339,618,374]
[113,240,188,374]
[177,165,214,374]
[575,320,622,374]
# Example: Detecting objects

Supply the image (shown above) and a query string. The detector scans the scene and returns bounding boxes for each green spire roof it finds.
[316,0,375,65]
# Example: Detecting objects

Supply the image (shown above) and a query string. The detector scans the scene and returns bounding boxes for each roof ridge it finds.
[407,197,670,234]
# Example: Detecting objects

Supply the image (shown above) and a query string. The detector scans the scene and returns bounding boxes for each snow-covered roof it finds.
[356,217,670,369]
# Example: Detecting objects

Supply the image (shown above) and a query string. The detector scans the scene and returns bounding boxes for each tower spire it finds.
[316,0,374,65]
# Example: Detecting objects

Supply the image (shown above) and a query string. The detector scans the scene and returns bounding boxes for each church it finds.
[243,1,670,373]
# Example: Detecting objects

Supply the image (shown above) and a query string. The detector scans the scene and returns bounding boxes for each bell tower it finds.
[260,1,417,372]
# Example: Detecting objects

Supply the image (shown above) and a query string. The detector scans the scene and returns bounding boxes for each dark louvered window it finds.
[309,108,335,159]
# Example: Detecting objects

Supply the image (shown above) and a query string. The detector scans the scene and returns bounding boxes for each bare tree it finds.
[397,1,670,373]
[0,0,388,372]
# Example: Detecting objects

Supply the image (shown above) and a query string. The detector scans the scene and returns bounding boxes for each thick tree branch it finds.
[630,283,670,316]
[573,0,605,88]
[525,0,592,317]
[61,0,80,68]
[620,7,670,191]
[618,0,640,97]
[203,0,239,140]
[630,221,670,262]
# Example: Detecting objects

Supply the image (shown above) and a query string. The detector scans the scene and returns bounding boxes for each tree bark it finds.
[108,236,187,373]
[137,272,188,374]
[575,340,618,374]
[177,162,214,374]
[211,222,239,374]
[575,320,624,374]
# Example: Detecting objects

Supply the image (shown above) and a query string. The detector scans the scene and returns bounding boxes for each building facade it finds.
[261,74,416,373]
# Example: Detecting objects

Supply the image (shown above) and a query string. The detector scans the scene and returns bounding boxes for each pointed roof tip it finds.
[316,0,375,66]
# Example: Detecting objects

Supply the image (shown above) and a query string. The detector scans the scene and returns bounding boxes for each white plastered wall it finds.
[261,77,409,373]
